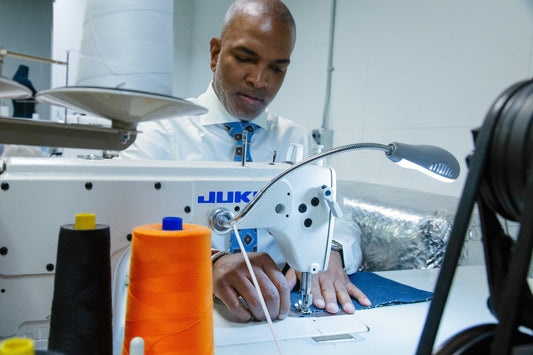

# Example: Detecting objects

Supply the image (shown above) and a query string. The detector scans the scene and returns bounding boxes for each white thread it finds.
[232,225,283,355]
[77,0,174,96]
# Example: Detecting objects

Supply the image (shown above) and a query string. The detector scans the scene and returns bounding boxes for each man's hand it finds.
[212,252,291,322]
[286,250,371,313]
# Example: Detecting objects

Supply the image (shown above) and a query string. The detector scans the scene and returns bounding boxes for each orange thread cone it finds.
[122,222,213,355]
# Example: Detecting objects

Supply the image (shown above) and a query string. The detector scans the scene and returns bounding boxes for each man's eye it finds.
[235,56,252,63]
[271,66,284,74]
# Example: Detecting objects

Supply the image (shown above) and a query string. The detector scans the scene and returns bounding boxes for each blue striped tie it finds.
[225,121,259,253]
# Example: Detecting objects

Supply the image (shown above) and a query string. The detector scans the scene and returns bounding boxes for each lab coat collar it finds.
[194,82,269,130]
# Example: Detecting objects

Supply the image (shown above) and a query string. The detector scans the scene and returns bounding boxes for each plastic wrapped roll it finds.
[337,181,482,271]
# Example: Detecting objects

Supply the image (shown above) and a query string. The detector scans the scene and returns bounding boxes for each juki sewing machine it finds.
[0,154,339,350]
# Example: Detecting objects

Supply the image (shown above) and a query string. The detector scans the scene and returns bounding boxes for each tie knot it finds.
[225,122,259,142]
[224,122,260,162]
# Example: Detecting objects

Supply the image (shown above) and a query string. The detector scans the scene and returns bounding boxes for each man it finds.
[121,0,371,321]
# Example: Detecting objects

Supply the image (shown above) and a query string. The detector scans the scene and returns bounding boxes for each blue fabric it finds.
[290,271,433,313]
[225,122,259,162]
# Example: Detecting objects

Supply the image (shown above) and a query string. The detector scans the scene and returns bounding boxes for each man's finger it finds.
[238,266,280,320]
[285,268,298,291]
[321,279,340,314]
[334,282,355,314]
[311,274,340,313]
[214,284,252,322]
[347,282,371,307]
[310,273,325,309]
[264,267,290,320]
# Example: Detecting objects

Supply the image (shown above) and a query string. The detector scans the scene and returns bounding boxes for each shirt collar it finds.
[193,82,269,130]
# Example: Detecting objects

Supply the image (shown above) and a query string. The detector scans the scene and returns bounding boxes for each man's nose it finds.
[246,65,268,88]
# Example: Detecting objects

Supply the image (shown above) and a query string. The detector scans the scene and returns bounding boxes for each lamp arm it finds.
[230,143,392,226]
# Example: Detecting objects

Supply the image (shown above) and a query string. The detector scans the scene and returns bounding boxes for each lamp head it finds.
[386,142,460,183]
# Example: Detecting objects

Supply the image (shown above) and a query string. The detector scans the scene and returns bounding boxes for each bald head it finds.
[222,0,296,39]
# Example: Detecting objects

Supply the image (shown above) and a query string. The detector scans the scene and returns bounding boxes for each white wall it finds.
[182,0,232,97]
[172,0,194,97]
[51,0,533,197]
[327,0,533,197]
[269,0,331,130]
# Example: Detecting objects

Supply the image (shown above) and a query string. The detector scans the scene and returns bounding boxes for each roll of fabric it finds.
[48,213,113,355]
[122,217,213,355]
[76,0,174,96]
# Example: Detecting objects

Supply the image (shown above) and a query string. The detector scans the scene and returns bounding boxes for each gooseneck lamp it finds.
[211,141,460,232]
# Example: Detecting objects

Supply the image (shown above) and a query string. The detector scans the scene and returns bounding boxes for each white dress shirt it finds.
[120,83,361,273]
[120,83,313,162]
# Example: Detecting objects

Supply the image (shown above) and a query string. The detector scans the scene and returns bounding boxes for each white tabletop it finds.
[213,265,499,354]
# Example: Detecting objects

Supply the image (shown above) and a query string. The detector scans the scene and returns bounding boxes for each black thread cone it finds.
[48,224,113,355]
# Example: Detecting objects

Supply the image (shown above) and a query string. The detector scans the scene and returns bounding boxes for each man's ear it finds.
[210,38,221,73]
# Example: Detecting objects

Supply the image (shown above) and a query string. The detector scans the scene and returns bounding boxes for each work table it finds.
[214,265,499,354]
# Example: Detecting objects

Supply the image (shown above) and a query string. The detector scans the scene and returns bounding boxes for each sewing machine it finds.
[0,155,338,350]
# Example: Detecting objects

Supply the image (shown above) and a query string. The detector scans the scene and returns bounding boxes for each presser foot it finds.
[294,295,313,316]
[295,271,314,316]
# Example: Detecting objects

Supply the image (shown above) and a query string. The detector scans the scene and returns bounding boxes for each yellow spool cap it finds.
[74,213,96,230]
[0,338,35,355]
